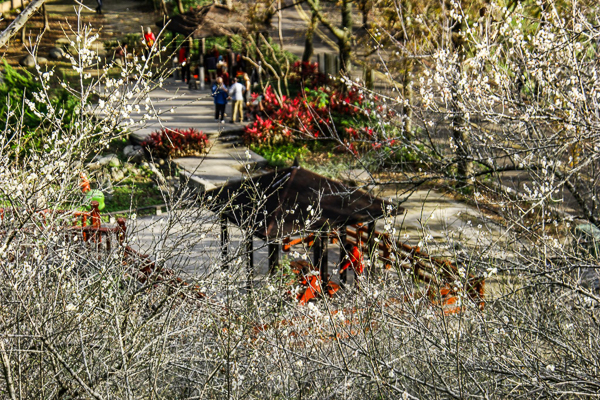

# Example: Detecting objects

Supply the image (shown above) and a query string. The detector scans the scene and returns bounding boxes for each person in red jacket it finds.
[179,45,190,83]
[144,27,156,48]
[143,27,155,58]
[339,243,365,286]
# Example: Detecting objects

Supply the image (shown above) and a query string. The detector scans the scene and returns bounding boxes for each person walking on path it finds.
[212,77,228,123]
[206,55,217,82]
[144,27,156,53]
[96,0,103,14]
[179,45,190,83]
[229,77,245,124]
[220,65,230,86]
[243,72,251,122]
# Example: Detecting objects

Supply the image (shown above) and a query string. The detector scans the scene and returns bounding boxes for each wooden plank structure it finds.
[0,202,207,300]
[281,223,485,310]
[208,164,401,287]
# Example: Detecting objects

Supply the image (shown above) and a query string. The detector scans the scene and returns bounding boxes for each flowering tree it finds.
[2,2,600,399]
[352,0,600,227]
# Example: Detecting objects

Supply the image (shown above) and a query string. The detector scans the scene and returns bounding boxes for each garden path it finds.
[129,79,267,190]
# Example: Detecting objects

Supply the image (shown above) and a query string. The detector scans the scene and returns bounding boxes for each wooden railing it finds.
[282,224,485,311]
[0,202,205,301]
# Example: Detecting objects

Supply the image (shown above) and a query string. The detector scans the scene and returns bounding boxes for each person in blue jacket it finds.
[212,77,228,123]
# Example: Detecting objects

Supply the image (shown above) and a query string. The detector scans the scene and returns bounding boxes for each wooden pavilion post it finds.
[268,242,280,274]
[220,214,229,269]
[246,235,254,289]
[366,221,377,276]
[339,226,347,284]
[339,226,347,263]
[313,233,328,285]
[199,38,206,89]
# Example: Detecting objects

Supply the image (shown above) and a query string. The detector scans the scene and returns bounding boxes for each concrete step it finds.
[213,141,243,150]
[218,133,244,143]
[173,147,268,194]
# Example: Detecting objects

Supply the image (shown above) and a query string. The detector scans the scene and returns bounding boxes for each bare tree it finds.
[305,0,354,72]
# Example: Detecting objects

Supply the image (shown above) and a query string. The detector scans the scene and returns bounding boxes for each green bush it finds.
[0,60,80,156]
[123,33,142,51]
[250,143,311,168]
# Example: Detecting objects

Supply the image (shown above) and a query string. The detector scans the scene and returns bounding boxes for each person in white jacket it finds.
[229,77,246,123]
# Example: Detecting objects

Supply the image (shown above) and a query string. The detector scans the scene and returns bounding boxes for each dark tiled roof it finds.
[208,166,403,240]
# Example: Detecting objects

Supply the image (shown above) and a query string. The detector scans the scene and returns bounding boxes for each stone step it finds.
[173,147,268,194]
[218,133,244,143]
[213,141,243,150]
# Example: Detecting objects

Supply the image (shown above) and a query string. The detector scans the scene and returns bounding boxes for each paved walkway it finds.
[129,80,267,190]
[129,81,247,143]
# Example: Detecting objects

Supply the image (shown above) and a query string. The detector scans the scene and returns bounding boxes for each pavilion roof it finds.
[156,4,247,39]
[208,166,403,240]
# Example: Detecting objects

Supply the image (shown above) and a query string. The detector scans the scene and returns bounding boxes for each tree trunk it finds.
[447,0,472,179]
[306,0,352,73]
[277,0,284,47]
[339,35,352,73]
[302,9,318,63]
[358,0,370,27]
[42,4,48,31]
[158,0,168,16]
[0,0,47,49]
[339,0,353,73]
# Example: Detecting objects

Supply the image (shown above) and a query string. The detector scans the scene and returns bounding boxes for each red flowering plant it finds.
[243,83,395,151]
[141,128,209,159]
[244,87,315,145]
[289,61,329,86]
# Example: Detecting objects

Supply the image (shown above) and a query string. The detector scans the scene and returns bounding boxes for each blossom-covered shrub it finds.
[141,128,209,158]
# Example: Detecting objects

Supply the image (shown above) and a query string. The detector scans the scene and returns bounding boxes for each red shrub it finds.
[289,61,329,86]
[244,85,370,145]
[141,128,209,158]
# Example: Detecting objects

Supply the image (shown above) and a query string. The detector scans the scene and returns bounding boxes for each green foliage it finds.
[180,0,212,12]
[0,61,81,156]
[272,256,296,287]
[103,40,120,55]
[123,33,142,50]
[104,182,165,213]
[304,87,329,108]
[0,61,43,133]
[385,143,424,166]
[250,143,311,168]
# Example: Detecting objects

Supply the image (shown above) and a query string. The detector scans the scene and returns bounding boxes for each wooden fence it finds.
[0,201,206,300]
[282,223,485,312]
